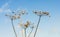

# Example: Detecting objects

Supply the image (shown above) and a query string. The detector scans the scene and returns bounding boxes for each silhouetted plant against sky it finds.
[18,20,34,37]
[5,9,50,37]
[5,10,27,37]
[33,10,50,37]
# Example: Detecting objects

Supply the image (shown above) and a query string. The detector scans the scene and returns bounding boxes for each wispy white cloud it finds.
[1,3,9,9]
[0,3,11,13]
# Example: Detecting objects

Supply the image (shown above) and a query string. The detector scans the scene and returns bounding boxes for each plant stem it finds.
[33,15,41,37]
[24,28,26,37]
[28,28,33,37]
[22,29,24,37]
[11,18,17,37]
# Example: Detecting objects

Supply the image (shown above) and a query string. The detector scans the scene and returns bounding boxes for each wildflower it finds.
[24,21,30,28]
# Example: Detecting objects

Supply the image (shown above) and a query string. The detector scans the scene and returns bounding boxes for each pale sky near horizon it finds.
[0,0,60,37]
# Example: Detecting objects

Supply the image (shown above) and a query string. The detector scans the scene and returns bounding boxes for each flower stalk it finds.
[11,18,18,37]
[33,15,41,37]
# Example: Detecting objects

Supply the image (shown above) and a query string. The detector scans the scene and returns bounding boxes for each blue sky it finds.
[0,0,60,37]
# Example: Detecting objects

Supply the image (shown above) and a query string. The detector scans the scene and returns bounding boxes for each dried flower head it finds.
[18,20,33,29]
[24,21,30,28]
[33,10,50,17]
[42,12,49,15]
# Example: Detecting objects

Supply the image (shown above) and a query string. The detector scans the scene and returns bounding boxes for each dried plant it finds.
[5,10,27,37]
[33,10,50,37]
[18,20,34,37]
[5,10,50,37]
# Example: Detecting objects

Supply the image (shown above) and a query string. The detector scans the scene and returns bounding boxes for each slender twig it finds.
[28,28,33,37]
[24,28,26,37]
[11,18,17,37]
[33,15,41,37]
[22,29,24,37]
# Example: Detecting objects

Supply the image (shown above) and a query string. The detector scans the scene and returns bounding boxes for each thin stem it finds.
[24,28,26,37]
[28,28,33,37]
[22,29,24,37]
[33,15,41,37]
[11,18,17,37]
